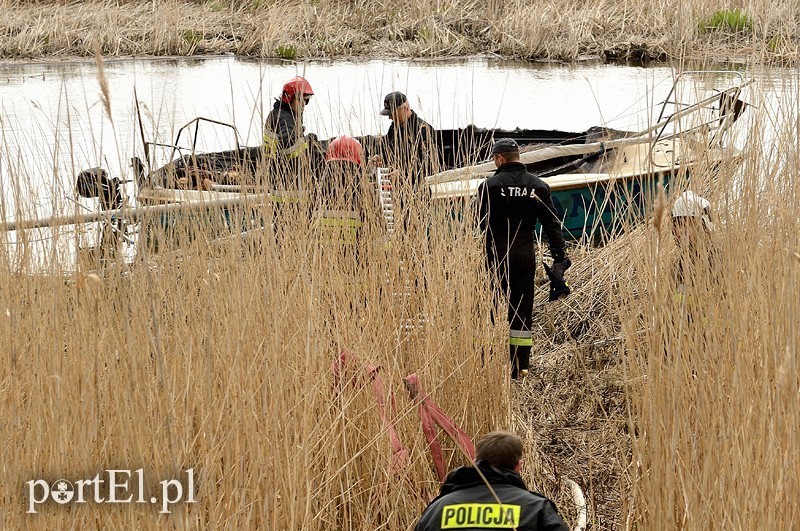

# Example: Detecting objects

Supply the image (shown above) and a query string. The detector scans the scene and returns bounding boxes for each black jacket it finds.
[263,100,324,186]
[415,462,569,531]
[385,111,440,186]
[476,162,566,263]
[264,100,303,154]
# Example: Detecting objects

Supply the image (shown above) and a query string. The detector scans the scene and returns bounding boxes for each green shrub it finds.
[699,9,753,34]
[417,25,432,42]
[767,35,786,53]
[183,29,202,44]
[275,44,297,59]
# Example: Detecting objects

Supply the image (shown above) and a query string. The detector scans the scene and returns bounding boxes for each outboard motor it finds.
[76,167,123,210]
[75,167,129,265]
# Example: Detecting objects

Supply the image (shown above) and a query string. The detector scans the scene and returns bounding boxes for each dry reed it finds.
[0,141,517,528]
[613,86,800,528]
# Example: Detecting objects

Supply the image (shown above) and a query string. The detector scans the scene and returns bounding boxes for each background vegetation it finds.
[0,0,797,62]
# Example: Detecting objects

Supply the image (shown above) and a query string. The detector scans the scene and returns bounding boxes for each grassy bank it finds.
[0,0,798,63]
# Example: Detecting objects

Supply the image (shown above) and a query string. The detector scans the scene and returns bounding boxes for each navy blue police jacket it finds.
[415,461,568,531]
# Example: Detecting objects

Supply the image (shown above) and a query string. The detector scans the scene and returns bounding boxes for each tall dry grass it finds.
[1,62,798,530]
[503,73,799,529]
[0,138,524,527]
[612,79,800,528]
[0,0,798,62]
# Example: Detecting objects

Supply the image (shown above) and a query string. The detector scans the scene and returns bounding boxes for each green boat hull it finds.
[548,169,677,243]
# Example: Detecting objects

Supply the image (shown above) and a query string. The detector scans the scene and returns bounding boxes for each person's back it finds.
[415,432,568,531]
[475,139,570,379]
[315,137,368,268]
[478,160,563,261]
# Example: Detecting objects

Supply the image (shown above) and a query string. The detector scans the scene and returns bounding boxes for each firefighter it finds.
[476,138,571,380]
[672,191,712,247]
[316,136,369,271]
[671,190,714,300]
[415,431,568,531]
[263,76,323,207]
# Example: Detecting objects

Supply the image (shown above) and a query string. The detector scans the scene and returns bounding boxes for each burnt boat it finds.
[1,72,749,264]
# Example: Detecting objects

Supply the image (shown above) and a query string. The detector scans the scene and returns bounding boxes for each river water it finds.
[0,56,791,267]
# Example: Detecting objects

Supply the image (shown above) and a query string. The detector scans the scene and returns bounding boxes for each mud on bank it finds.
[0,0,797,64]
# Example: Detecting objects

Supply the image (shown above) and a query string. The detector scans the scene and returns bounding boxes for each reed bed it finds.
[614,93,800,528]
[511,76,799,528]
[0,0,798,63]
[1,64,798,530]
[0,151,522,528]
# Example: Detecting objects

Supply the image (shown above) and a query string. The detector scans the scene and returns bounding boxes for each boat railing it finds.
[649,71,749,164]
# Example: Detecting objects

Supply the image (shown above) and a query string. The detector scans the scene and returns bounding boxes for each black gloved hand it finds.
[543,257,572,302]
[550,256,572,279]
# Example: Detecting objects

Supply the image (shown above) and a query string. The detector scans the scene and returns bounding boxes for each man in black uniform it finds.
[476,138,571,379]
[376,91,440,188]
[415,431,568,531]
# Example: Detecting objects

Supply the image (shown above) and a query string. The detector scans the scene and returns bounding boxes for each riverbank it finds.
[1,0,797,64]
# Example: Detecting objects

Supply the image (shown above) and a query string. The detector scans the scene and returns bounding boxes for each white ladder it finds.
[375,168,395,234]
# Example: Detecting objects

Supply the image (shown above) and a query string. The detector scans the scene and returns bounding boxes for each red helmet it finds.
[326,136,363,165]
[281,76,314,103]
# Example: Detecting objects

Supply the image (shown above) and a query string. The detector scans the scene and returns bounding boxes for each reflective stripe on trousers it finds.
[509,329,533,347]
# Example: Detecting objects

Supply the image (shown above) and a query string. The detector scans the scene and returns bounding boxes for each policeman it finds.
[415,431,568,531]
[263,76,323,205]
[476,138,571,379]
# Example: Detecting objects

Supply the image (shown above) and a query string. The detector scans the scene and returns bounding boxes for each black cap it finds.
[491,138,520,154]
[380,91,408,116]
